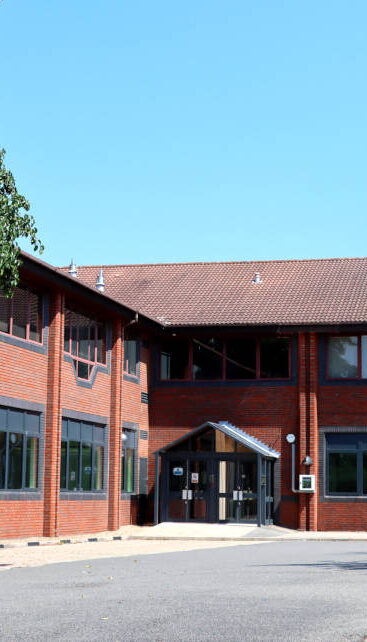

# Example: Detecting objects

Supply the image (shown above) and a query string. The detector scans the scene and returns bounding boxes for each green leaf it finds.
[0,148,44,297]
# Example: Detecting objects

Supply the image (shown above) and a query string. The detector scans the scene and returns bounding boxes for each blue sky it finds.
[2,1,367,266]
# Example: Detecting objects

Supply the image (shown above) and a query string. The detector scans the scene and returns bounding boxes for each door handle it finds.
[187,490,193,500]
[233,490,238,500]
[238,490,243,501]
[182,489,187,500]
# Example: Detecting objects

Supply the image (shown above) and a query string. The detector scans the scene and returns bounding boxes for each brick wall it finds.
[58,500,108,535]
[318,383,367,530]
[148,383,299,528]
[119,337,150,526]
[0,292,48,539]
[0,341,48,405]
[0,501,44,538]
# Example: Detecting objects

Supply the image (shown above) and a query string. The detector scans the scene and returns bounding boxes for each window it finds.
[327,335,367,380]
[326,433,367,495]
[259,338,289,379]
[60,418,105,491]
[0,406,40,491]
[64,308,106,380]
[161,340,189,380]
[160,336,291,381]
[328,337,359,378]
[193,338,223,380]
[124,333,138,377]
[0,286,42,343]
[121,429,137,493]
[226,338,256,380]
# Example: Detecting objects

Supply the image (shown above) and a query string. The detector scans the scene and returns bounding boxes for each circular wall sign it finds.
[286,433,296,444]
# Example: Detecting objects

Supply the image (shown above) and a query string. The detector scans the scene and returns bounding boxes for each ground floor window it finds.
[61,418,105,492]
[326,433,367,495]
[0,406,40,490]
[121,428,137,493]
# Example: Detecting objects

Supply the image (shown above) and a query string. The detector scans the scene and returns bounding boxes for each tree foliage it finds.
[0,148,44,297]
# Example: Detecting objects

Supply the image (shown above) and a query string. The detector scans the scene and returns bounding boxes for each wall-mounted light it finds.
[302,455,313,466]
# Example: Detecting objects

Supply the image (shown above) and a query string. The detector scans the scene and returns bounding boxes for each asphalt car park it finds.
[1,540,367,641]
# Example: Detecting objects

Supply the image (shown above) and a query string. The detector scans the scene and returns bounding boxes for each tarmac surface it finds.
[1,540,367,641]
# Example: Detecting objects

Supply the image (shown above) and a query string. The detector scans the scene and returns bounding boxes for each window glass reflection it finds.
[7,432,23,489]
[328,452,357,493]
[328,337,358,378]
[193,338,223,380]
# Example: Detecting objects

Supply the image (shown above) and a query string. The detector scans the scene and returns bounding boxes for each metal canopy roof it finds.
[157,420,280,459]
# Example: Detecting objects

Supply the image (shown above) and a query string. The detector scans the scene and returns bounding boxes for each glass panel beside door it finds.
[168,459,188,521]
[167,458,210,521]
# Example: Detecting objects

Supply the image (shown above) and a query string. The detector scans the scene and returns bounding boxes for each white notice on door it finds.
[191,472,199,484]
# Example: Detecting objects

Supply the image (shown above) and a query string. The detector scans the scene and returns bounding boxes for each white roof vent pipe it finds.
[252,272,263,284]
[68,259,78,278]
[96,268,105,293]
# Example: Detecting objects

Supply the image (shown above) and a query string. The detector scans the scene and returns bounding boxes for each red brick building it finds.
[1,252,367,537]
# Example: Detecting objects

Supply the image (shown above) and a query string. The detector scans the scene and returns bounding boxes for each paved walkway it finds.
[3,522,367,550]
[128,522,367,541]
[2,523,367,570]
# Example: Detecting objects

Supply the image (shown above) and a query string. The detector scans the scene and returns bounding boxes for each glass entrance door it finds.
[167,458,188,521]
[167,458,211,521]
[218,457,258,523]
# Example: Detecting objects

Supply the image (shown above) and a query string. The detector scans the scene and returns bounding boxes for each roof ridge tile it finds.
[59,256,367,270]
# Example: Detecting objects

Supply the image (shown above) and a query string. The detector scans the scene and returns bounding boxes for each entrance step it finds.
[128,522,300,541]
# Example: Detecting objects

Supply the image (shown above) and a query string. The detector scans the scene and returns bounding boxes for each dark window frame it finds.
[123,336,139,378]
[159,336,292,382]
[121,428,138,495]
[0,407,41,492]
[326,334,367,381]
[60,418,105,493]
[64,307,107,382]
[326,433,367,496]
[0,286,43,345]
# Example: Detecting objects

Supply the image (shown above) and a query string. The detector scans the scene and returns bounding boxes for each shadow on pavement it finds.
[254,559,367,571]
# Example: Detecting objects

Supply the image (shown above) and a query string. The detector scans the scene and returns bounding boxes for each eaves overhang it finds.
[20,251,161,330]
[159,322,367,334]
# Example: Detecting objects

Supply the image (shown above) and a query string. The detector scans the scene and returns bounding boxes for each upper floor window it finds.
[0,286,42,343]
[0,406,40,491]
[64,307,106,380]
[327,336,367,379]
[124,333,138,377]
[161,339,190,379]
[160,336,290,381]
[60,418,105,492]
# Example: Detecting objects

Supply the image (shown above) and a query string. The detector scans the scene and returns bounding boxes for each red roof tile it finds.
[58,258,367,327]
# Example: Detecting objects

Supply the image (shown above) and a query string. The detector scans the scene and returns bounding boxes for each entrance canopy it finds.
[156,421,280,459]
[155,421,279,527]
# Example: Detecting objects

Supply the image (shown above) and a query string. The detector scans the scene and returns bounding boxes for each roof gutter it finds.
[161,322,367,334]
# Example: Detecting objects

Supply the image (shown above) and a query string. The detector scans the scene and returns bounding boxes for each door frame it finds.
[216,454,258,524]
[160,451,275,525]
[161,453,217,522]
